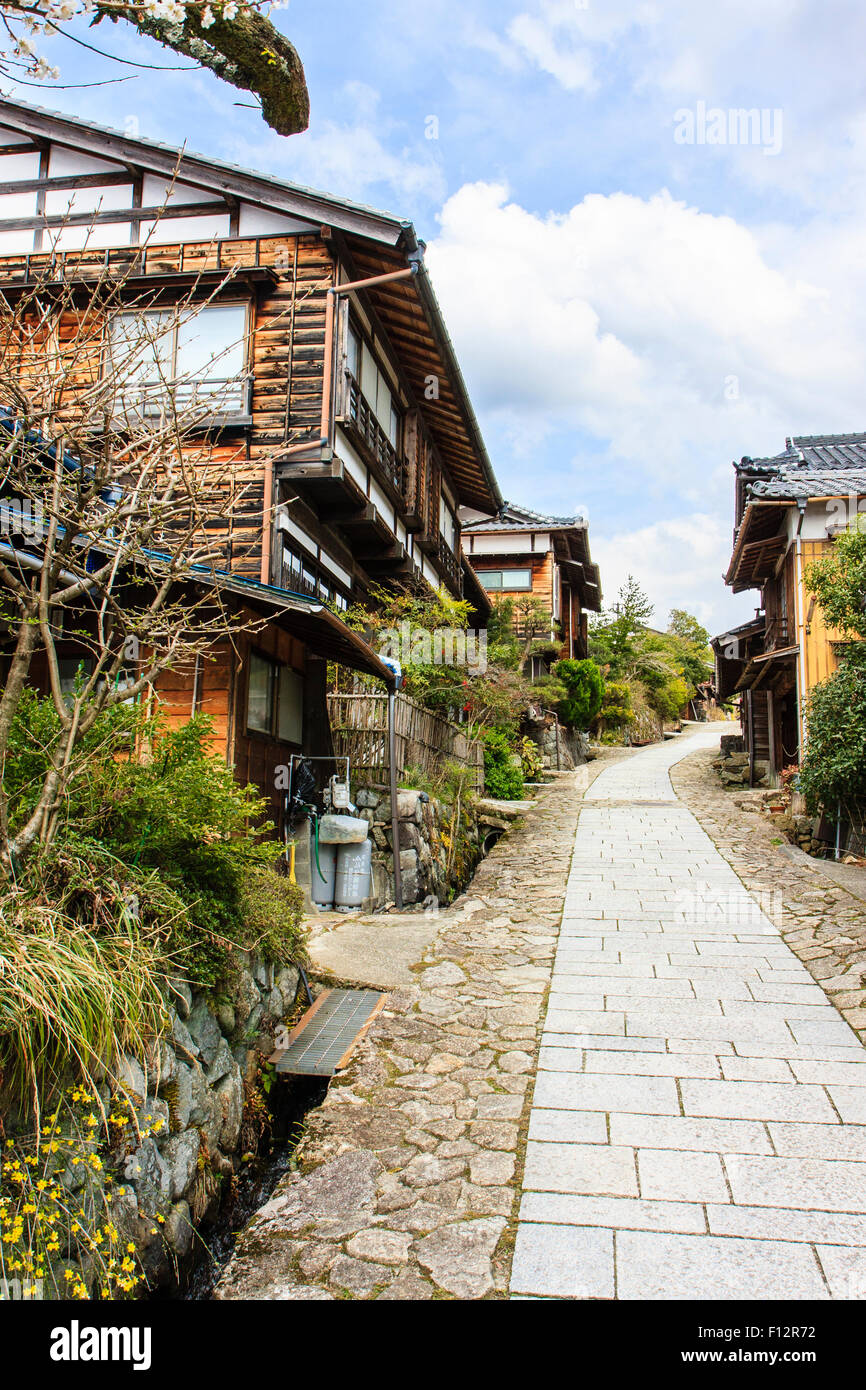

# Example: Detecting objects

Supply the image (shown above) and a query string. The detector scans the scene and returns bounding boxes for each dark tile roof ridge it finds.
[463,499,585,530]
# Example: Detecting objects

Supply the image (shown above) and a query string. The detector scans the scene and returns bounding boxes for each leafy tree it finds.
[666,610,714,688]
[0,2,309,136]
[597,681,634,732]
[805,518,866,638]
[799,644,866,828]
[800,517,866,832]
[669,608,710,647]
[589,575,654,678]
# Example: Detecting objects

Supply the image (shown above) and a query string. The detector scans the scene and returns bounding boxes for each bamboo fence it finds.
[327,691,484,794]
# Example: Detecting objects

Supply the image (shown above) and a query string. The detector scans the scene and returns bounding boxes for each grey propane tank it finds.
[335,839,373,908]
[310,840,337,907]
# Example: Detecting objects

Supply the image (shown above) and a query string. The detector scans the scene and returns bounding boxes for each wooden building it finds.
[0,99,503,812]
[715,433,866,784]
[462,503,602,672]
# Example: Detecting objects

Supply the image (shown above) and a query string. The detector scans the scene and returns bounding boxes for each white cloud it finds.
[507,10,596,93]
[425,181,845,484]
[424,178,866,631]
[591,513,756,635]
[229,84,446,209]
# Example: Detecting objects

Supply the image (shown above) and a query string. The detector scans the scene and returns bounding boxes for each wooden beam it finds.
[32,144,50,253]
[0,170,132,196]
[0,141,43,156]
[0,199,227,233]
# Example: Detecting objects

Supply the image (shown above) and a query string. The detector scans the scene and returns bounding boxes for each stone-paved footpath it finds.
[214,760,599,1300]
[512,728,866,1300]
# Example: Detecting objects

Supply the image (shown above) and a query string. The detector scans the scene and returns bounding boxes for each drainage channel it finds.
[175,987,388,1300]
[173,1072,328,1302]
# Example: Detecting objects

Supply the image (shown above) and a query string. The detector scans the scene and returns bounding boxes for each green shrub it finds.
[237,867,307,973]
[0,850,172,1112]
[519,736,543,781]
[554,658,605,729]
[4,700,308,990]
[481,729,524,800]
[598,681,634,730]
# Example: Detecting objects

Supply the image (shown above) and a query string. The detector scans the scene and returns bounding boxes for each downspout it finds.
[388,684,403,909]
[793,499,809,756]
[260,453,274,585]
[320,266,419,446]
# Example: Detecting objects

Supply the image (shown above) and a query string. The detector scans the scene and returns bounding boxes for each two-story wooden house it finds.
[715,432,866,784]
[462,503,601,672]
[0,98,502,812]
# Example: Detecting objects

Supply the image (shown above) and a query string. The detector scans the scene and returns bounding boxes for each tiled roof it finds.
[463,501,585,532]
[738,432,866,475]
[748,466,866,500]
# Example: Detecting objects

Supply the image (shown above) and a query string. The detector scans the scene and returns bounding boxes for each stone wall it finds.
[522,715,589,771]
[712,735,770,789]
[355,787,483,908]
[102,954,300,1291]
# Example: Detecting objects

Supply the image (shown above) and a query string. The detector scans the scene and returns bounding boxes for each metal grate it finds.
[269,988,387,1077]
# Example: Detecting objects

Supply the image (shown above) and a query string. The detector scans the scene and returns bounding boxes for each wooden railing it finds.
[327,691,484,795]
[436,533,463,594]
[114,373,252,421]
[764,616,790,651]
[344,374,406,497]
[0,236,276,285]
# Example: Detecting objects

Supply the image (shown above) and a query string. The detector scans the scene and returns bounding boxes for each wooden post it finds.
[767,688,777,785]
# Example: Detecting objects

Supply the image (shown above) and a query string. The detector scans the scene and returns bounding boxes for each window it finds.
[247,652,304,744]
[108,303,249,419]
[439,496,458,553]
[247,652,274,734]
[277,667,304,744]
[280,540,350,610]
[346,318,401,448]
[479,569,532,592]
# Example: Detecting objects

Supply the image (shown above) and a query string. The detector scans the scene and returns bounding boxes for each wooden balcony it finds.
[112,373,253,427]
[763,616,792,652]
[340,374,407,502]
[435,535,463,595]
[0,236,281,292]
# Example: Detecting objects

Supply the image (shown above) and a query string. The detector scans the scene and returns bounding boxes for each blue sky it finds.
[11,0,866,634]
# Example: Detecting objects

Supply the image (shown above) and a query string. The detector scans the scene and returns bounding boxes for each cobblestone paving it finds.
[214,758,627,1300]
[671,748,866,1044]
[513,728,866,1301]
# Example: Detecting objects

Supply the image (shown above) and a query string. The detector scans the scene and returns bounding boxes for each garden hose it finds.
[311,808,324,883]
[285,802,325,883]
